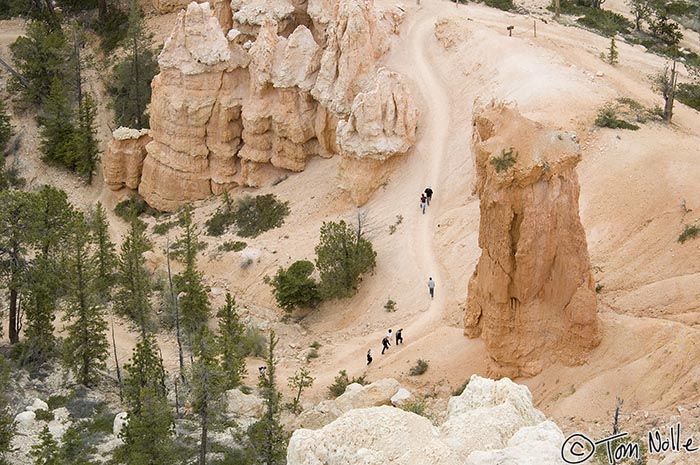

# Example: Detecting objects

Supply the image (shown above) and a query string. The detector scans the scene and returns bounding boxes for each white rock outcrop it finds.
[287,375,566,465]
[113,412,128,438]
[14,411,35,429]
[25,398,49,412]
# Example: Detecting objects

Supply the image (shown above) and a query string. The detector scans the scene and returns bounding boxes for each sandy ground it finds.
[3,0,700,460]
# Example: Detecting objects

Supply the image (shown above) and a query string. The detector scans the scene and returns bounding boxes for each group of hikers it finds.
[367,328,404,365]
[420,186,433,214]
[365,186,437,367]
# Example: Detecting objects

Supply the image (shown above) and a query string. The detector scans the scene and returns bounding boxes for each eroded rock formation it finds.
[120,0,417,211]
[103,128,152,191]
[464,101,600,377]
[287,375,565,465]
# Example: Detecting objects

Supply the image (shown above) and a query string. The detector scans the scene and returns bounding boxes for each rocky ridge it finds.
[106,0,418,211]
[464,101,601,377]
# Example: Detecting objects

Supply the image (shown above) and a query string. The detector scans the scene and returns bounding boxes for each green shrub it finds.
[401,398,428,417]
[577,9,633,36]
[152,219,178,235]
[677,82,700,111]
[114,195,155,220]
[409,359,429,376]
[452,379,470,396]
[594,106,640,130]
[309,341,321,350]
[305,348,319,361]
[269,260,321,312]
[384,298,397,312]
[34,409,54,422]
[678,224,700,243]
[483,0,513,10]
[47,394,70,410]
[235,194,290,238]
[596,283,604,293]
[93,8,129,52]
[206,193,236,236]
[239,326,267,358]
[219,241,247,252]
[490,148,517,173]
[328,370,367,398]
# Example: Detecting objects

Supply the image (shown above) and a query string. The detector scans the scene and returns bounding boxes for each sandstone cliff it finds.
[103,128,152,191]
[287,375,565,465]
[122,0,417,211]
[464,101,600,377]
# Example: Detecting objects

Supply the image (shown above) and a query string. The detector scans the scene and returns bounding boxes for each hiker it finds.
[424,187,433,206]
[428,277,435,299]
[367,349,373,365]
[420,194,427,214]
[387,329,393,341]
[381,336,391,354]
[258,366,267,377]
[396,328,403,345]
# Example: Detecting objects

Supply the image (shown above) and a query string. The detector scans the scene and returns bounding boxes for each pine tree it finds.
[38,78,77,169]
[74,92,99,183]
[24,186,75,365]
[107,0,158,128]
[0,100,13,191]
[0,190,35,343]
[190,327,226,465]
[174,207,209,338]
[63,214,109,387]
[287,367,314,415]
[90,202,117,302]
[216,292,246,389]
[608,37,619,65]
[314,220,377,299]
[247,331,288,465]
[115,334,176,465]
[114,216,153,337]
[9,21,70,105]
[0,356,16,465]
[31,426,60,465]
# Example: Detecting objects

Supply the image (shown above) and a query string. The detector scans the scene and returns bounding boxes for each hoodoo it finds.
[464,101,601,377]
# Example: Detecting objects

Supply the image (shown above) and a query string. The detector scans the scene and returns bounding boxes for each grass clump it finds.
[328,370,367,398]
[409,359,429,376]
[219,241,247,252]
[235,194,290,238]
[678,224,700,243]
[384,298,397,312]
[490,148,517,173]
[401,398,429,417]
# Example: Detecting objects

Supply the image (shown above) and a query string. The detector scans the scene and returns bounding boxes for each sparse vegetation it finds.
[483,0,513,11]
[490,148,517,173]
[577,8,633,36]
[235,194,290,238]
[677,82,700,111]
[205,192,236,236]
[596,283,604,293]
[114,195,155,220]
[34,409,54,422]
[409,359,429,376]
[384,298,397,312]
[401,397,429,417]
[218,241,247,252]
[287,367,314,414]
[595,105,641,130]
[678,224,700,243]
[388,214,403,235]
[152,219,178,235]
[239,325,268,358]
[607,37,619,64]
[452,379,470,396]
[328,370,368,398]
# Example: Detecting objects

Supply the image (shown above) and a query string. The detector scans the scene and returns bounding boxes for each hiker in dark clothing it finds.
[381,336,391,354]
[424,187,433,206]
[367,349,373,365]
[396,328,403,345]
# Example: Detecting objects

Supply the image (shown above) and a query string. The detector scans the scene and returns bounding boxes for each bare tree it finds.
[653,61,679,122]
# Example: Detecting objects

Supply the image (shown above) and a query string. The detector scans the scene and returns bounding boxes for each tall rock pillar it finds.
[464,101,600,377]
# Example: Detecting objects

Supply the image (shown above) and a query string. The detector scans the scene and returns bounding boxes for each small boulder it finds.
[224,389,264,418]
[390,388,412,407]
[15,411,36,428]
[26,398,49,412]
[113,412,128,438]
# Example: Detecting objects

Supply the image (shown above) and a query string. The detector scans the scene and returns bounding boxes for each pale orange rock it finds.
[464,101,600,377]
[103,128,152,191]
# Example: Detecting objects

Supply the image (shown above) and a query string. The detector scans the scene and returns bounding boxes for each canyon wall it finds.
[464,101,600,377]
[105,0,418,211]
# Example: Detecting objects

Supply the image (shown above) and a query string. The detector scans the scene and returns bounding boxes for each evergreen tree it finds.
[31,426,60,465]
[38,78,78,170]
[60,425,96,465]
[24,186,74,365]
[247,331,288,465]
[269,260,320,312]
[74,92,99,183]
[286,367,314,415]
[107,0,158,128]
[190,327,226,465]
[63,214,109,387]
[0,100,13,191]
[174,207,209,338]
[115,334,175,465]
[90,202,117,302]
[0,356,16,465]
[9,21,70,106]
[114,216,153,337]
[216,293,246,389]
[608,37,618,65]
[0,190,35,343]
[314,220,377,300]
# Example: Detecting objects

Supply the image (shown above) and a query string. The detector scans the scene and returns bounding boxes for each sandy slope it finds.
[3,0,700,456]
